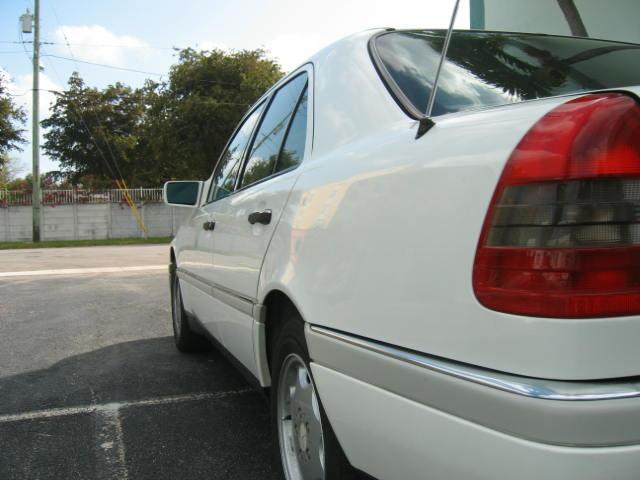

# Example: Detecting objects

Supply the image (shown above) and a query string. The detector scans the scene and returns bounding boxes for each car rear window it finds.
[372,30,640,117]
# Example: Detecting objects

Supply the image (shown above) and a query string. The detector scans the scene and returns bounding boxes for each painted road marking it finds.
[0,388,254,424]
[0,388,254,480]
[0,265,167,278]
[95,407,129,480]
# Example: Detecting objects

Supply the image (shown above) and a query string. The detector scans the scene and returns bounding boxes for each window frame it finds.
[235,71,309,192]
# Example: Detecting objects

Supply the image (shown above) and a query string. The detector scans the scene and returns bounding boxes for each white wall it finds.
[471,0,640,43]
[0,204,192,242]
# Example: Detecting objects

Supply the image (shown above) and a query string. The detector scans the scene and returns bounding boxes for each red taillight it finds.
[473,93,640,318]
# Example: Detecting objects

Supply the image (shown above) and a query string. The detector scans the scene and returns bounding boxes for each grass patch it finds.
[0,237,172,250]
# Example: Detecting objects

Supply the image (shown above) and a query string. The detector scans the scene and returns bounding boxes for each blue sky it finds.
[1,0,469,176]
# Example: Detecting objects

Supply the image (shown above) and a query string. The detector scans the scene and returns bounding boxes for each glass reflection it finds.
[375,30,640,116]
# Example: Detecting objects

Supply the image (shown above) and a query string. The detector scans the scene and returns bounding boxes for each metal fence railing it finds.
[0,188,164,207]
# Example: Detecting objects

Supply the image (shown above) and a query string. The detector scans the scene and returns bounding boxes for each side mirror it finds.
[163,181,203,207]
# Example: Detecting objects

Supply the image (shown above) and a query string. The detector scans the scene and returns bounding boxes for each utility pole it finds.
[21,3,41,241]
[32,0,41,242]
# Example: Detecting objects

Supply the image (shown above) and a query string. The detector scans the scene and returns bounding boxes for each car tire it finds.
[270,311,354,480]
[170,267,209,353]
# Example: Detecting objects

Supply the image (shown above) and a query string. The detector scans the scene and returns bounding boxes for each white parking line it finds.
[95,408,130,480]
[0,265,167,278]
[0,388,254,480]
[0,388,254,424]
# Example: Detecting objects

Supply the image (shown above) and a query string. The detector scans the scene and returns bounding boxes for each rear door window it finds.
[239,73,308,189]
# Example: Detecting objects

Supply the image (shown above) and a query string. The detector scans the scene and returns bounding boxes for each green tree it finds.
[42,72,148,185]
[0,74,26,164]
[42,49,283,186]
[2,171,55,191]
[0,155,25,189]
[145,48,283,181]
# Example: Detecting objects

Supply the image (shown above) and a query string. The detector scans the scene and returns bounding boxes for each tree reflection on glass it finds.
[375,30,640,116]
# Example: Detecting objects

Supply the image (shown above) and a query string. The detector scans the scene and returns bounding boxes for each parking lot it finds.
[0,245,281,480]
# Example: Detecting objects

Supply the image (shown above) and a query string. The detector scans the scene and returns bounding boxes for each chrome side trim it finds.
[176,267,255,316]
[309,325,640,401]
[176,267,209,294]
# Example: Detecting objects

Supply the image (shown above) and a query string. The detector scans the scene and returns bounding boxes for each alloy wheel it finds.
[277,353,325,480]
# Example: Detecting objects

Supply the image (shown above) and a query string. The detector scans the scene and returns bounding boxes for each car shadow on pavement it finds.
[0,336,283,480]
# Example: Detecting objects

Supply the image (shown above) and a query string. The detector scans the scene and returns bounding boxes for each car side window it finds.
[239,73,308,189]
[208,103,265,203]
[275,85,308,174]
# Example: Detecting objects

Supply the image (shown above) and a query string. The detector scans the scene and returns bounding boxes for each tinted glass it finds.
[209,103,264,202]
[240,73,307,189]
[165,181,200,206]
[374,31,640,116]
[276,86,308,173]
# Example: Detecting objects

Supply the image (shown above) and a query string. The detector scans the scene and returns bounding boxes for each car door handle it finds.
[202,220,216,231]
[248,209,272,225]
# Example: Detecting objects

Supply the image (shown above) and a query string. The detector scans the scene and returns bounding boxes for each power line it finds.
[41,54,163,76]
[48,3,132,186]
[0,40,54,45]
[43,15,149,232]
[0,39,180,50]
[5,88,65,97]
[50,42,180,51]
[43,6,126,185]
[4,90,30,96]
[41,56,120,182]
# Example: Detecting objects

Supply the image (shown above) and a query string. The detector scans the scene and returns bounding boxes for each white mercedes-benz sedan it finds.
[164,28,640,480]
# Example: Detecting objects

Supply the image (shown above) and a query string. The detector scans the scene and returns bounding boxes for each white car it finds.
[165,28,640,480]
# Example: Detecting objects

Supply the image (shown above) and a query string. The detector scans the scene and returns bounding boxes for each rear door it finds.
[205,67,312,371]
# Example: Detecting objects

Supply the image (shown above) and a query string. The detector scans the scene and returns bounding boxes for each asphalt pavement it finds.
[0,245,281,480]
